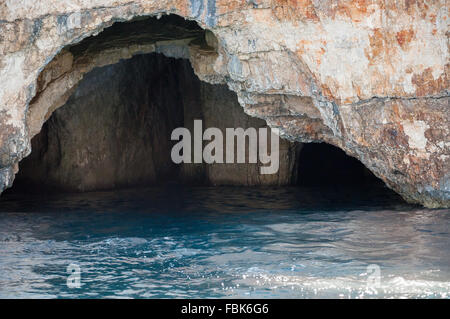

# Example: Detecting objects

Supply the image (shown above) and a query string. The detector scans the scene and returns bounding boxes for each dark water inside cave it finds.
[0,186,449,298]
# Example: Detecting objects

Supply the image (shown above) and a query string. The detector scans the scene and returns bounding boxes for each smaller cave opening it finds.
[293,142,404,206]
[296,143,385,189]
[8,52,302,194]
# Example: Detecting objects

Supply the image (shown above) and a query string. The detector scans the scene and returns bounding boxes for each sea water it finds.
[0,186,449,298]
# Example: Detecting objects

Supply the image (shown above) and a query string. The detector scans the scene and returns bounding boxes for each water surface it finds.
[0,186,449,298]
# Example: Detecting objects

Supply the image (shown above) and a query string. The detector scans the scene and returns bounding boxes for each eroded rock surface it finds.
[0,1,448,207]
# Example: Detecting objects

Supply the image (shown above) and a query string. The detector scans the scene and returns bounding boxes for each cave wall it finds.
[16,54,185,191]
[15,53,300,191]
[0,1,448,207]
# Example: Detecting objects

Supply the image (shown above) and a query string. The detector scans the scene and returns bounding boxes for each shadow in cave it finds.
[297,143,385,188]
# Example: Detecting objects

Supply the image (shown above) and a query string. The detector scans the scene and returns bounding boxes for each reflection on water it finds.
[0,186,449,298]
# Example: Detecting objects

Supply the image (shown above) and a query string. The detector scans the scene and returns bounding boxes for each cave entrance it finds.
[297,143,385,189]
[5,15,397,201]
[10,52,302,193]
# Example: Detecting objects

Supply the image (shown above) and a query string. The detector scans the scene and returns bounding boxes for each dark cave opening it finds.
[8,52,391,196]
[5,15,395,199]
[9,52,302,193]
[297,143,385,188]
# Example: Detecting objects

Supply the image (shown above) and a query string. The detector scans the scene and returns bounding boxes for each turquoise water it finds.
[0,186,449,298]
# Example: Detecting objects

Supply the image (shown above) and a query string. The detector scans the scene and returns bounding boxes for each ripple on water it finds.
[0,187,449,298]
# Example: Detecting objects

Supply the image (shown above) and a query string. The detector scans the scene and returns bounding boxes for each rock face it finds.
[14,53,300,191]
[0,1,448,207]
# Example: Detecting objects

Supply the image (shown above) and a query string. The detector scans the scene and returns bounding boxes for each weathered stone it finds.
[0,1,448,207]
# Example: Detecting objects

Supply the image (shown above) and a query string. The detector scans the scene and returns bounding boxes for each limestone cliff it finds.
[0,1,448,207]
